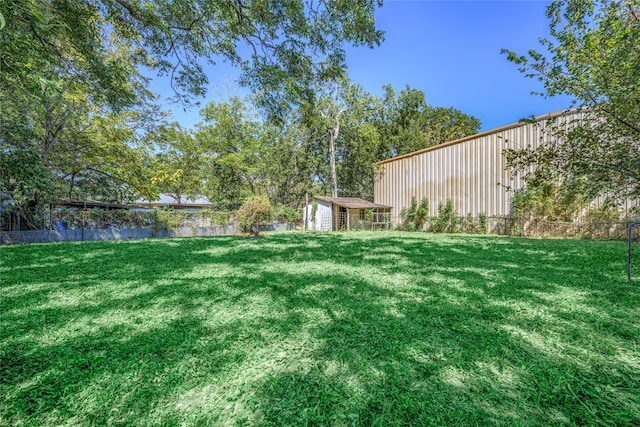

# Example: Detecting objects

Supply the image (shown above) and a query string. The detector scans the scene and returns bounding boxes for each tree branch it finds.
[112,0,153,26]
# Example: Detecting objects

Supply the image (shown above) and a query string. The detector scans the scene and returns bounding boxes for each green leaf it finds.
[31,7,44,24]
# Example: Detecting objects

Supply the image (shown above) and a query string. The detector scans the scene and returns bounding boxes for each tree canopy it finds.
[1,0,384,108]
[503,0,640,202]
[144,84,480,208]
[0,0,384,212]
[1,0,484,222]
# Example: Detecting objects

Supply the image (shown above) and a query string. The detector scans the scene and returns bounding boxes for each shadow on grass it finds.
[1,232,639,425]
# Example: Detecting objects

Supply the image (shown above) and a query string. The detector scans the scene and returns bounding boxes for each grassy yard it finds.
[1,232,639,426]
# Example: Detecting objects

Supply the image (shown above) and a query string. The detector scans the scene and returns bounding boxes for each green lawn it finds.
[2,232,639,426]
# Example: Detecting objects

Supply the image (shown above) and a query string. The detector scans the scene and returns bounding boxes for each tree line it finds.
[2,0,638,224]
[0,0,479,216]
[148,82,480,211]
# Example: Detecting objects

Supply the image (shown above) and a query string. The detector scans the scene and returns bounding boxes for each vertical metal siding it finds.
[374,112,586,222]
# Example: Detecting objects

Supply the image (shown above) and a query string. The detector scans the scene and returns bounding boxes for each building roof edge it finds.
[375,108,578,166]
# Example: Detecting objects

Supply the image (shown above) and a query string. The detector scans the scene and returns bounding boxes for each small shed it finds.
[303,196,392,231]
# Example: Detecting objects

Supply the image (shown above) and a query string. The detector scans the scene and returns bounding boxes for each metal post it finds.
[82,201,86,241]
[628,221,640,282]
[305,193,308,231]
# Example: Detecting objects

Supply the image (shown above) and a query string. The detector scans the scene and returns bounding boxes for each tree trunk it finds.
[251,222,260,237]
[329,123,339,198]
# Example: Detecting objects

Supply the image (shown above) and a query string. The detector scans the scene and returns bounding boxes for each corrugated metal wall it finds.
[374,111,584,221]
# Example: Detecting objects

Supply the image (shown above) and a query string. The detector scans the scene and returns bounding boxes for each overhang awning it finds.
[314,196,391,209]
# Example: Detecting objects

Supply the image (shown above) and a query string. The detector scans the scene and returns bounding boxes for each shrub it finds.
[211,210,232,225]
[273,205,302,223]
[584,200,621,222]
[461,212,475,233]
[236,195,272,236]
[430,199,458,233]
[478,212,488,234]
[365,209,374,224]
[400,196,430,231]
[508,191,527,236]
[509,182,590,224]
[399,198,416,229]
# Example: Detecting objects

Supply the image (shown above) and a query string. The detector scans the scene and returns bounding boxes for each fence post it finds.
[628,222,640,281]
[152,210,157,237]
[305,193,308,231]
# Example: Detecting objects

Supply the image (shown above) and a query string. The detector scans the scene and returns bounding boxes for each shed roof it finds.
[132,194,212,208]
[315,196,391,209]
[58,199,129,210]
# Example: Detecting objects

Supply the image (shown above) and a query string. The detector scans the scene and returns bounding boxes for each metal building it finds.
[373,110,584,222]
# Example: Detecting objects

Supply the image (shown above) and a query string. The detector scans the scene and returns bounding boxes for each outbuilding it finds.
[303,196,392,231]
[373,109,587,224]
[131,194,213,211]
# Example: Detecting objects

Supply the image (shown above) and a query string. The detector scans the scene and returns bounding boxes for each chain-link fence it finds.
[355,214,640,240]
[3,205,637,243]
[0,207,300,244]
[0,208,235,232]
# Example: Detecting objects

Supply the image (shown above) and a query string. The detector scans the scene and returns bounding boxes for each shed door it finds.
[339,206,347,230]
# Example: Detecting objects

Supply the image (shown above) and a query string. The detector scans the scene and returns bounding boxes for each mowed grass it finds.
[1,232,639,426]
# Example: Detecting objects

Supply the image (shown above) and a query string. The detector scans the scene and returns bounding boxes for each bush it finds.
[400,196,429,231]
[236,195,272,236]
[365,209,374,224]
[584,200,621,222]
[273,205,302,223]
[459,212,475,233]
[478,212,488,234]
[430,199,458,233]
[509,182,590,224]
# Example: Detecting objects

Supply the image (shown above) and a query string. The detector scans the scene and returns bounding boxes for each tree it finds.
[503,0,640,201]
[147,125,204,203]
[377,85,480,157]
[196,97,263,210]
[423,106,482,147]
[1,0,384,221]
[297,82,480,200]
[335,83,386,199]
[299,78,383,199]
[259,121,317,208]
[315,79,349,197]
[1,0,383,109]
[1,1,143,111]
[1,2,162,212]
[236,195,272,237]
[0,75,157,210]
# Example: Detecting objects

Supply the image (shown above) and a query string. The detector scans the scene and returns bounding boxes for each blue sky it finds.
[150,0,574,132]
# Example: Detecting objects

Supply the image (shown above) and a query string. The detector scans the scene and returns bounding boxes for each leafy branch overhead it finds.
[0,0,384,212]
[503,0,640,200]
[1,0,384,108]
[0,0,483,217]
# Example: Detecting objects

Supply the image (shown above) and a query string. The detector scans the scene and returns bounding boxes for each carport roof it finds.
[314,196,391,209]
